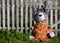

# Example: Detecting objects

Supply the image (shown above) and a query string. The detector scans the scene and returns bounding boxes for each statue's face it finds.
[38,12,45,21]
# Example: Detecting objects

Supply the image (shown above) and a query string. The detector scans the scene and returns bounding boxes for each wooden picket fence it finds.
[0,0,60,36]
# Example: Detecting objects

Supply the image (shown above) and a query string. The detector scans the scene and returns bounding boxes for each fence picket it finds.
[30,0,32,33]
[21,0,23,32]
[50,9,53,29]
[7,0,10,30]
[0,0,1,29]
[55,9,58,36]
[12,0,15,29]
[2,0,5,29]
[46,13,48,24]
[55,1,58,36]
[16,0,19,31]
[25,0,28,31]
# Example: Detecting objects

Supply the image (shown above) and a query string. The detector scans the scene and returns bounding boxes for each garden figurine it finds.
[29,8,55,42]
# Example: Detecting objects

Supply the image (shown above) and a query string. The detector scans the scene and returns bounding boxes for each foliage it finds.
[0,29,60,43]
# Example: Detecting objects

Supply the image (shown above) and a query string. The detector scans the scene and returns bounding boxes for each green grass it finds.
[0,29,60,43]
